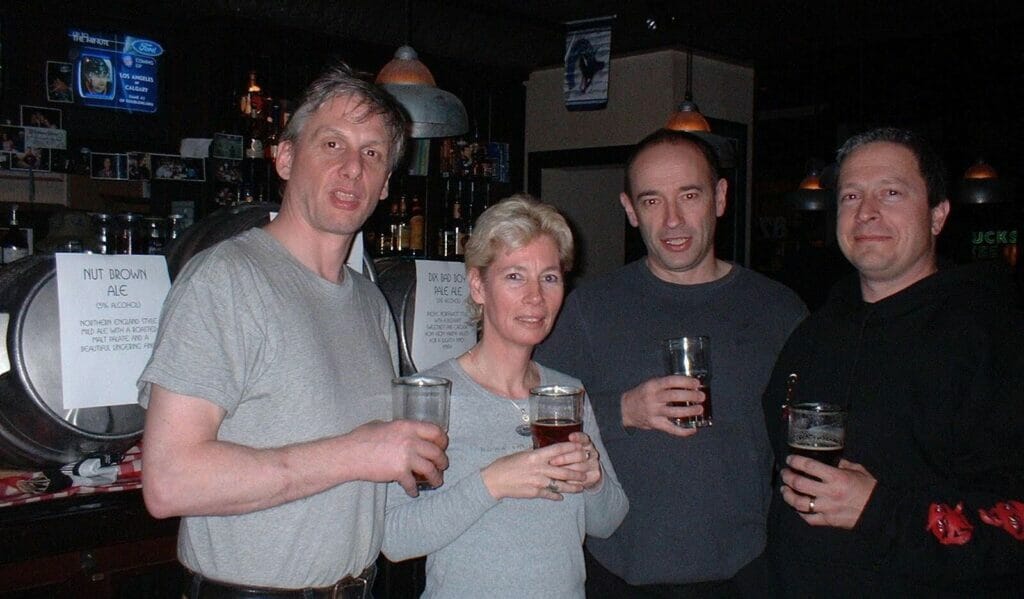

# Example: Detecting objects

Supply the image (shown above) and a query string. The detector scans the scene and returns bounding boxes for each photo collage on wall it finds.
[211,132,244,205]
[0,59,207,186]
[0,104,63,172]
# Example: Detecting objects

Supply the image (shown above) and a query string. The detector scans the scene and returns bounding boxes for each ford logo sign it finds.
[130,39,164,57]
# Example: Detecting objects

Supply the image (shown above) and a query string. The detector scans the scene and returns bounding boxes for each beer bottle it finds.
[455,180,471,258]
[1,204,31,264]
[395,195,411,255]
[408,195,424,257]
[378,198,398,256]
[436,177,455,259]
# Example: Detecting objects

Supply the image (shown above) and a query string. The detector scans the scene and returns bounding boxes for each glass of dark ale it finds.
[786,402,846,467]
[528,385,584,449]
[665,336,713,428]
[392,375,452,490]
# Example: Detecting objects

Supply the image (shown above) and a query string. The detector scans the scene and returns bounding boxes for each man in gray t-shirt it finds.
[536,129,806,598]
[138,63,449,595]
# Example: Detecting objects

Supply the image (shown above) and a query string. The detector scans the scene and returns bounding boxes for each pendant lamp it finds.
[957,158,1002,205]
[666,47,711,133]
[376,45,469,139]
[785,163,833,212]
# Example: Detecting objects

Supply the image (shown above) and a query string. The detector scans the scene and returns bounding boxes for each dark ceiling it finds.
[13,0,1024,180]
[193,1,1022,174]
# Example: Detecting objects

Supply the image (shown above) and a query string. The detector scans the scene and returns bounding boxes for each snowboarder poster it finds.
[564,17,613,111]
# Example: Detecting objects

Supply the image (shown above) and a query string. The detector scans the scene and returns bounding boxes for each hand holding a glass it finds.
[480,386,594,500]
[392,375,452,494]
[780,402,877,528]
[621,336,710,435]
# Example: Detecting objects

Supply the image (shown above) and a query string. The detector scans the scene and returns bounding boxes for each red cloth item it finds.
[978,500,1024,541]
[0,443,143,509]
[925,502,974,546]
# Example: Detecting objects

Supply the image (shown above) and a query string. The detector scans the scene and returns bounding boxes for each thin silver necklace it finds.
[467,347,533,436]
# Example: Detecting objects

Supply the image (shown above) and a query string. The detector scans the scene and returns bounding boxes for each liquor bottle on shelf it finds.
[263,100,280,162]
[394,195,411,255]
[408,195,424,257]
[143,217,167,255]
[1,204,31,265]
[374,199,396,257]
[240,70,265,119]
[383,196,401,256]
[436,177,457,259]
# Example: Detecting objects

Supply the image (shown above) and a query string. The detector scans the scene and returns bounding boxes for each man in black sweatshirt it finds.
[763,127,1024,597]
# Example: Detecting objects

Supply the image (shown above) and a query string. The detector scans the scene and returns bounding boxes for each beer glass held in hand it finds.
[665,336,713,428]
[787,403,846,467]
[392,375,452,490]
[529,385,584,449]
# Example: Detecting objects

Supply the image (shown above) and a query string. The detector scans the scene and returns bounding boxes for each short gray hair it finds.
[281,62,408,170]
[464,194,574,324]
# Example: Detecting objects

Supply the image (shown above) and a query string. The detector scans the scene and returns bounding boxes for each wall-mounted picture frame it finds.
[1,124,24,153]
[211,132,243,160]
[91,152,127,180]
[152,153,205,182]
[11,147,51,171]
[46,61,74,103]
[20,104,62,129]
[127,151,151,180]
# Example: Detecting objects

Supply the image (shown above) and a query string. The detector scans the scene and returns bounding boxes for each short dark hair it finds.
[835,127,947,207]
[623,129,721,198]
[282,62,409,170]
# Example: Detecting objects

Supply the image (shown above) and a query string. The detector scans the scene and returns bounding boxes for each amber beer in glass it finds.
[529,386,584,448]
[787,402,846,467]
[392,375,451,489]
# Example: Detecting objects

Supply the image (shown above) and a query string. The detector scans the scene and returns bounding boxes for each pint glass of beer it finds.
[392,375,452,489]
[665,336,713,428]
[787,403,846,467]
[529,385,584,449]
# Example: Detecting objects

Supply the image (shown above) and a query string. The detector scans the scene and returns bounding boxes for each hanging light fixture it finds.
[957,157,1002,205]
[666,46,711,133]
[786,162,833,212]
[376,2,468,138]
[963,157,998,180]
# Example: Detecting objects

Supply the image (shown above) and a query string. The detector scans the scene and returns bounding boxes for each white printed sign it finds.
[24,126,68,150]
[412,260,476,371]
[56,254,171,409]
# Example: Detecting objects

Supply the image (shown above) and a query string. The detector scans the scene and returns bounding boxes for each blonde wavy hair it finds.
[463,193,574,324]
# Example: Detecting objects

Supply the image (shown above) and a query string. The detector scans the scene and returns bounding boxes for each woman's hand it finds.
[481,442,588,501]
[559,432,602,490]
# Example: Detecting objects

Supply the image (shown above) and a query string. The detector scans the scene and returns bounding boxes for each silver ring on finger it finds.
[808,498,816,514]
[546,479,559,493]
[585,450,592,460]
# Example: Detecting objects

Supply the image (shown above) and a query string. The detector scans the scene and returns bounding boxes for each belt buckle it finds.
[330,572,369,599]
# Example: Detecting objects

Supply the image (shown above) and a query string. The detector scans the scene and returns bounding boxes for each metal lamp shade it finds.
[381,82,469,138]
[666,100,711,133]
[377,45,469,139]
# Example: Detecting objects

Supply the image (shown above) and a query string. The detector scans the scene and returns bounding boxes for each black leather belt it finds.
[184,564,376,599]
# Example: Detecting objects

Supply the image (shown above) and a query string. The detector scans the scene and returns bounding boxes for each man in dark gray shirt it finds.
[536,129,806,597]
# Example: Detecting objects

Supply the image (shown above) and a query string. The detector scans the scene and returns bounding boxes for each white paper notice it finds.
[411,260,475,371]
[56,254,171,409]
[24,126,68,150]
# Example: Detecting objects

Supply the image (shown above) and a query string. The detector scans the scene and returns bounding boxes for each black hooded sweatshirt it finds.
[762,262,1024,598]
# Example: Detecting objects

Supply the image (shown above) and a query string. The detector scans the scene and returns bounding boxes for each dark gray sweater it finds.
[535,260,806,585]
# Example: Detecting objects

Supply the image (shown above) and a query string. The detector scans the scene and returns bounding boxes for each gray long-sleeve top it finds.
[383,359,628,599]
